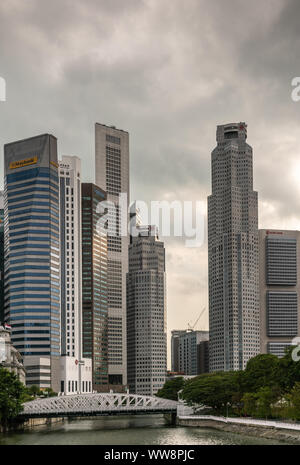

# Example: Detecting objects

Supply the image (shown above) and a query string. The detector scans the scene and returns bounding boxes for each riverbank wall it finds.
[177,415,300,443]
[0,417,64,433]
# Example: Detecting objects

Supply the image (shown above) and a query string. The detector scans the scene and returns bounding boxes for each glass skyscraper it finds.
[4,134,61,390]
[81,183,108,390]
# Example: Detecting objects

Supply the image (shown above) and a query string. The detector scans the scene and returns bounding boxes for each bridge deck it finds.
[19,393,179,419]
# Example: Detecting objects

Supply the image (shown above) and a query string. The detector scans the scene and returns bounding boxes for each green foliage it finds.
[181,371,242,413]
[242,392,257,417]
[0,367,26,428]
[244,354,280,392]
[178,351,300,420]
[44,387,57,397]
[289,382,300,420]
[256,386,278,419]
[27,385,42,397]
[276,347,300,392]
[156,377,185,401]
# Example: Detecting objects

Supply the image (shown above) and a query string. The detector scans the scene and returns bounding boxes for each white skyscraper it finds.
[95,123,129,388]
[59,156,92,394]
[208,123,260,372]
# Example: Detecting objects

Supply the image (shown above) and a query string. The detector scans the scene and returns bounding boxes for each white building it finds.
[0,325,26,384]
[95,123,129,389]
[59,156,92,394]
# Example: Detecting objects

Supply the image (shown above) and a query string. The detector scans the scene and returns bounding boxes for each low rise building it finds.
[0,325,26,384]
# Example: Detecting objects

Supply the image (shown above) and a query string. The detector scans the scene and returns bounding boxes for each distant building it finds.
[127,226,167,395]
[0,325,26,384]
[178,330,209,375]
[208,123,260,372]
[259,229,300,357]
[81,183,108,391]
[171,330,187,372]
[197,339,210,374]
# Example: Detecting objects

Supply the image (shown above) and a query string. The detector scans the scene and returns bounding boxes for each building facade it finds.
[0,192,4,324]
[171,330,187,372]
[81,183,108,391]
[59,156,92,394]
[208,123,260,372]
[259,229,300,357]
[95,123,129,388]
[4,134,61,391]
[127,226,167,396]
[0,325,26,384]
[177,330,209,376]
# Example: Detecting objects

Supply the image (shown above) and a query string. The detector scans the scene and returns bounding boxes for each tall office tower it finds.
[127,226,167,396]
[81,183,108,391]
[4,134,61,391]
[95,123,129,388]
[178,330,209,375]
[259,229,300,357]
[171,330,187,372]
[0,192,4,324]
[208,123,260,372]
[59,157,92,394]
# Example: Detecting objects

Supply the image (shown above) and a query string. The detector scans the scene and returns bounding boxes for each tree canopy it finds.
[0,367,26,428]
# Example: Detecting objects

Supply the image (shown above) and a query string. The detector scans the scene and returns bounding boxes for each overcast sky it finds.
[1,0,300,364]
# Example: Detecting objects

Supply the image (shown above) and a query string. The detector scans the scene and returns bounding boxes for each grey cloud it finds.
[1,0,300,346]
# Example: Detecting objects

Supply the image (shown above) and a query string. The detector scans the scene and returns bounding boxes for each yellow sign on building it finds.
[9,156,38,170]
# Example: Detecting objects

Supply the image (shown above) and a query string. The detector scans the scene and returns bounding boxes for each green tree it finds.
[28,385,41,397]
[289,382,300,420]
[181,371,241,413]
[242,392,257,417]
[44,387,57,398]
[256,386,277,419]
[0,367,26,429]
[156,377,185,401]
[244,354,280,393]
[277,347,300,393]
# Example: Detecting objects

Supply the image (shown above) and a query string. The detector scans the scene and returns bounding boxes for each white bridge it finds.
[20,393,179,419]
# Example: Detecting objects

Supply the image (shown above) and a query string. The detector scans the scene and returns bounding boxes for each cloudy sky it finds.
[1,0,300,364]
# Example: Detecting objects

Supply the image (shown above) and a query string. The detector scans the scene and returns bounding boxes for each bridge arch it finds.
[20,393,179,418]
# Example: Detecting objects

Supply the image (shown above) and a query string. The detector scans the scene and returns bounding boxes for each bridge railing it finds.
[20,393,179,417]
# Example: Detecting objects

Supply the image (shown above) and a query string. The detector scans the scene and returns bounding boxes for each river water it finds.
[0,415,292,445]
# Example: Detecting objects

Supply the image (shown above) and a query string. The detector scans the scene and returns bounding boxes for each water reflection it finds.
[0,415,291,445]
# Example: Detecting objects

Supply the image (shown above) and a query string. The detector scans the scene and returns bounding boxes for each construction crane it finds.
[187,307,206,331]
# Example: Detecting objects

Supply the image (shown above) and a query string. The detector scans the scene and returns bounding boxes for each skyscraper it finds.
[178,330,209,375]
[81,183,108,391]
[95,123,129,388]
[0,192,4,324]
[259,229,300,357]
[171,330,187,372]
[59,157,92,394]
[4,134,61,391]
[127,226,167,396]
[208,123,260,372]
